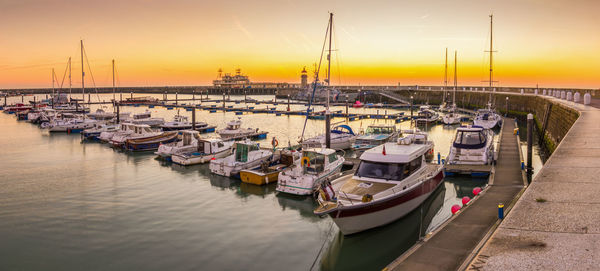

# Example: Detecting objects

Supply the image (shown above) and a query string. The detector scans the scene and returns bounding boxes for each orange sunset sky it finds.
[0,0,599,89]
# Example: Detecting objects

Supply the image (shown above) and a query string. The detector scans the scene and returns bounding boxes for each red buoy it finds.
[462,196,471,205]
[451,204,461,214]
[473,187,482,196]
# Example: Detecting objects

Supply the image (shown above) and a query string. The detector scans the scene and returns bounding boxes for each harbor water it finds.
[0,93,542,270]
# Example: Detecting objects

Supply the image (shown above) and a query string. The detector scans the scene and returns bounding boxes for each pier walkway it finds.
[386,118,525,271]
[467,98,600,270]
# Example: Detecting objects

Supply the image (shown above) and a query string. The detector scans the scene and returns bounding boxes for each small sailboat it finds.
[352,124,399,151]
[209,140,273,178]
[442,50,463,125]
[446,125,495,165]
[87,108,115,121]
[276,148,345,196]
[171,138,235,166]
[314,131,443,235]
[155,130,200,159]
[474,15,502,130]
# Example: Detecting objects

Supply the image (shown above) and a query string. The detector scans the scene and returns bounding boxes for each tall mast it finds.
[325,12,333,149]
[80,40,85,103]
[444,47,448,101]
[112,59,116,101]
[52,68,55,99]
[68,57,72,95]
[489,14,493,89]
[453,50,457,105]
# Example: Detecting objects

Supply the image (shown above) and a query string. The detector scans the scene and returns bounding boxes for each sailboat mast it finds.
[112,59,116,101]
[80,40,85,103]
[453,50,457,105]
[444,47,448,101]
[325,12,333,149]
[489,15,493,89]
[68,57,72,95]
[52,68,55,99]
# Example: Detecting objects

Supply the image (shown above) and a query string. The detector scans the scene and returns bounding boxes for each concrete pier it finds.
[386,118,525,271]
[467,98,600,270]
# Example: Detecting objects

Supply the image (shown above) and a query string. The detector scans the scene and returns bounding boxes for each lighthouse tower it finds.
[300,67,308,88]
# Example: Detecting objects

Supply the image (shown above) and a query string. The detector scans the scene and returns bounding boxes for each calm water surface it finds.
[0,94,519,271]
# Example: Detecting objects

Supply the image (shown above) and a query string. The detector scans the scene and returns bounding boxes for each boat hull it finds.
[171,149,231,165]
[327,169,444,235]
[240,170,281,185]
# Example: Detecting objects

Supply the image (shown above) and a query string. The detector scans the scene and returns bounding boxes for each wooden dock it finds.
[386,118,525,271]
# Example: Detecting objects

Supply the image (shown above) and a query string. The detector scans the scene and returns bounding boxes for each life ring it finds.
[301,156,310,167]
[272,137,279,147]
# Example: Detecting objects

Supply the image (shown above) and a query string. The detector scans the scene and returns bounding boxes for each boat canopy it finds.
[365,125,395,135]
[235,142,260,162]
[332,125,355,135]
[453,127,487,149]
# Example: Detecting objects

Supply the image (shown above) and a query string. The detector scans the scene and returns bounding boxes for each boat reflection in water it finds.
[238,182,277,198]
[319,184,446,271]
[276,193,321,222]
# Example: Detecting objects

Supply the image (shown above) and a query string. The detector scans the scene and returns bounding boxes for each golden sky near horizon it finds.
[0,0,599,89]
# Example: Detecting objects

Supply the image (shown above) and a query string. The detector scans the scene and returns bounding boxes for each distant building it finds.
[212,68,295,89]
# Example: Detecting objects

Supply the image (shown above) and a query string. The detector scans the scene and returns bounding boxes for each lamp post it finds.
[410,95,414,120]
[505,97,509,117]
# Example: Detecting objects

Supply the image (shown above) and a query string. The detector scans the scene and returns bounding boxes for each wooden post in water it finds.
[192,107,196,130]
[130,91,133,100]
[116,103,120,124]
[287,94,290,111]
[527,113,533,183]
[192,90,195,101]
[4,95,6,106]
[222,90,225,111]
[176,92,178,105]
[21,94,24,103]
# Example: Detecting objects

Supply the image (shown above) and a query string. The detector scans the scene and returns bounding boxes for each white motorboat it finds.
[446,125,495,165]
[276,148,344,196]
[314,131,444,235]
[415,106,440,125]
[155,130,200,159]
[352,125,399,151]
[99,123,136,142]
[209,140,273,178]
[46,117,98,133]
[473,103,502,129]
[217,118,258,139]
[131,109,165,127]
[171,138,235,166]
[109,124,160,148]
[87,108,115,121]
[82,123,119,140]
[301,125,357,150]
[160,114,200,131]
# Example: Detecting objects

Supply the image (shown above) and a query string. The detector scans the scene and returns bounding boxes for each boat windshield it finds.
[356,158,422,181]
[453,130,486,149]
[303,151,325,173]
[366,127,394,134]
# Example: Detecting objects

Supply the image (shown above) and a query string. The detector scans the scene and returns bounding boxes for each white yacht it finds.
[82,123,119,141]
[415,106,440,125]
[155,130,200,159]
[314,131,444,235]
[87,108,115,121]
[172,138,235,166]
[473,103,502,129]
[442,104,462,125]
[217,118,258,139]
[352,125,399,151]
[131,110,165,127]
[99,123,136,142]
[446,125,495,165]
[209,140,273,178]
[301,125,357,150]
[160,114,198,131]
[276,148,344,196]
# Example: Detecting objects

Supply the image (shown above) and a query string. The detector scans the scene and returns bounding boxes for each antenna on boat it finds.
[112,59,116,102]
[444,47,448,104]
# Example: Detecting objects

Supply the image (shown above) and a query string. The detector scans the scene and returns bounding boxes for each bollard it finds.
[584,93,591,105]
[437,152,441,164]
[498,203,504,219]
[521,161,525,170]
[574,92,581,103]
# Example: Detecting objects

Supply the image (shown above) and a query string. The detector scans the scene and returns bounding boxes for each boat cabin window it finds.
[328,153,337,163]
[366,127,394,134]
[217,141,225,148]
[356,157,422,181]
[454,131,485,146]
[304,151,325,173]
[235,143,259,162]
